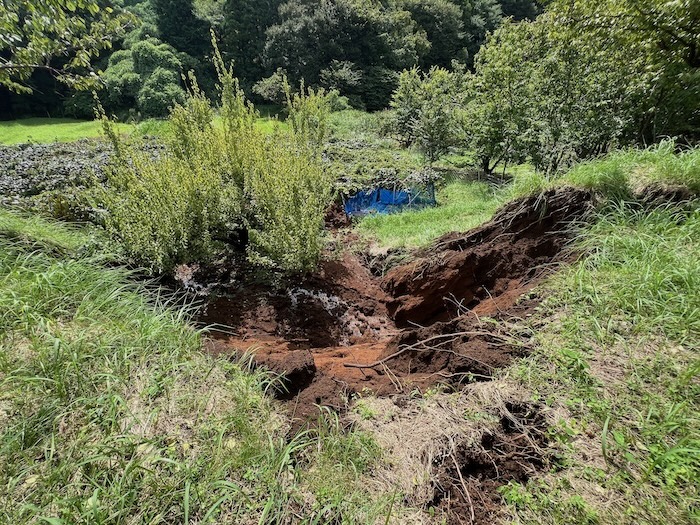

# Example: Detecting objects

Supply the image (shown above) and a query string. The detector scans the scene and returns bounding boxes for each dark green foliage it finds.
[399,0,468,68]
[460,0,503,65]
[137,68,187,117]
[101,39,187,118]
[263,0,429,110]
[497,0,541,20]
[549,0,700,143]
[465,2,700,174]
[152,0,211,56]
[319,61,363,98]
[221,0,282,86]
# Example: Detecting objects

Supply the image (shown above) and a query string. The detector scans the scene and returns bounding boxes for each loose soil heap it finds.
[201,187,594,423]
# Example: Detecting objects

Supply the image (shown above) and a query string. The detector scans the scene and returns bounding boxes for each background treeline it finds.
[1,0,541,117]
[391,0,700,173]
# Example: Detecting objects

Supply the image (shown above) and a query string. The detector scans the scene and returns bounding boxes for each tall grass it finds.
[565,203,700,342]
[509,141,700,199]
[507,198,700,524]
[0,212,389,524]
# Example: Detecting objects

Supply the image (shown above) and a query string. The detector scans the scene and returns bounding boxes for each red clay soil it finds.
[201,187,594,424]
[383,187,594,327]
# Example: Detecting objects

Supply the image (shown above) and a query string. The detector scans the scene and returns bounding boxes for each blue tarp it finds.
[344,186,435,217]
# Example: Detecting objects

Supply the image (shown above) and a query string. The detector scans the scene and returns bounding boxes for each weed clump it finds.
[96,45,333,274]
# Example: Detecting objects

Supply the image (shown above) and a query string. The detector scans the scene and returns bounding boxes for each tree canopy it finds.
[0,0,132,92]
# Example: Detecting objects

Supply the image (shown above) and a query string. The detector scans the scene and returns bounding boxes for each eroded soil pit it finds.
[200,187,594,425]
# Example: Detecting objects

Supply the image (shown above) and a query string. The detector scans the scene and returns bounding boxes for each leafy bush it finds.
[466,3,700,174]
[100,38,187,118]
[137,68,187,117]
[96,138,240,272]
[391,68,422,145]
[252,67,289,105]
[286,83,332,149]
[246,136,332,271]
[391,66,465,164]
[96,47,333,274]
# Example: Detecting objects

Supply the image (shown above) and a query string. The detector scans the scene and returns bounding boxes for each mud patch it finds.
[200,253,395,349]
[200,186,593,426]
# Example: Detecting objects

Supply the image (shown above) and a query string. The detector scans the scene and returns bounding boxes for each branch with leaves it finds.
[0,0,134,92]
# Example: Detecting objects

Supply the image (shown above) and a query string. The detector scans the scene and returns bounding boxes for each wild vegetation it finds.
[0,209,390,524]
[94,49,333,274]
[501,151,700,525]
[1,0,699,524]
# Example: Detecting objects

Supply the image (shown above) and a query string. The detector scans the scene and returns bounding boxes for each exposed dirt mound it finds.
[431,402,550,524]
[201,253,395,348]
[201,187,593,425]
[382,187,594,327]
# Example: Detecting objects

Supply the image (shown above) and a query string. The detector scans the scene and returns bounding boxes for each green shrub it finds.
[391,66,464,164]
[252,67,289,105]
[391,67,422,145]
[137,67,187,117]
[246,136,332,272]
[285,82,332,149]
[100,38,187,118]
[95,129,240,273]
[96,45,333,274]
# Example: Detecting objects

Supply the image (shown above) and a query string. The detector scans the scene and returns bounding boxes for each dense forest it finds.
[2,0,544,115]
[4,1,698,167]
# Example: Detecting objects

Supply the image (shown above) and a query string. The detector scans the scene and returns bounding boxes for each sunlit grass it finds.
[358,179,505,248]
[507,199,700,525]
[0,118,133,144]
[507,141,700,199]
[0,116,289,145]
[0,211,390,524]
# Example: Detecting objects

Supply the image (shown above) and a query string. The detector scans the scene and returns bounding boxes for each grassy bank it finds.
[356,144,699,523]
[0,210,388,524]
[510,140,700,198]
[493,146,700,524]
[1,132,698,524]
[502,198,700,525]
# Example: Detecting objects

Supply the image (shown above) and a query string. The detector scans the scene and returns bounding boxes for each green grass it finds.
[0,211,390,524]
[0,116,289,145]
[357,179,505,248]
[508,140,700,199]
[0,118,134,144]
[358,142,698,250]
[0,208,95,253]
[505,199,700,524]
